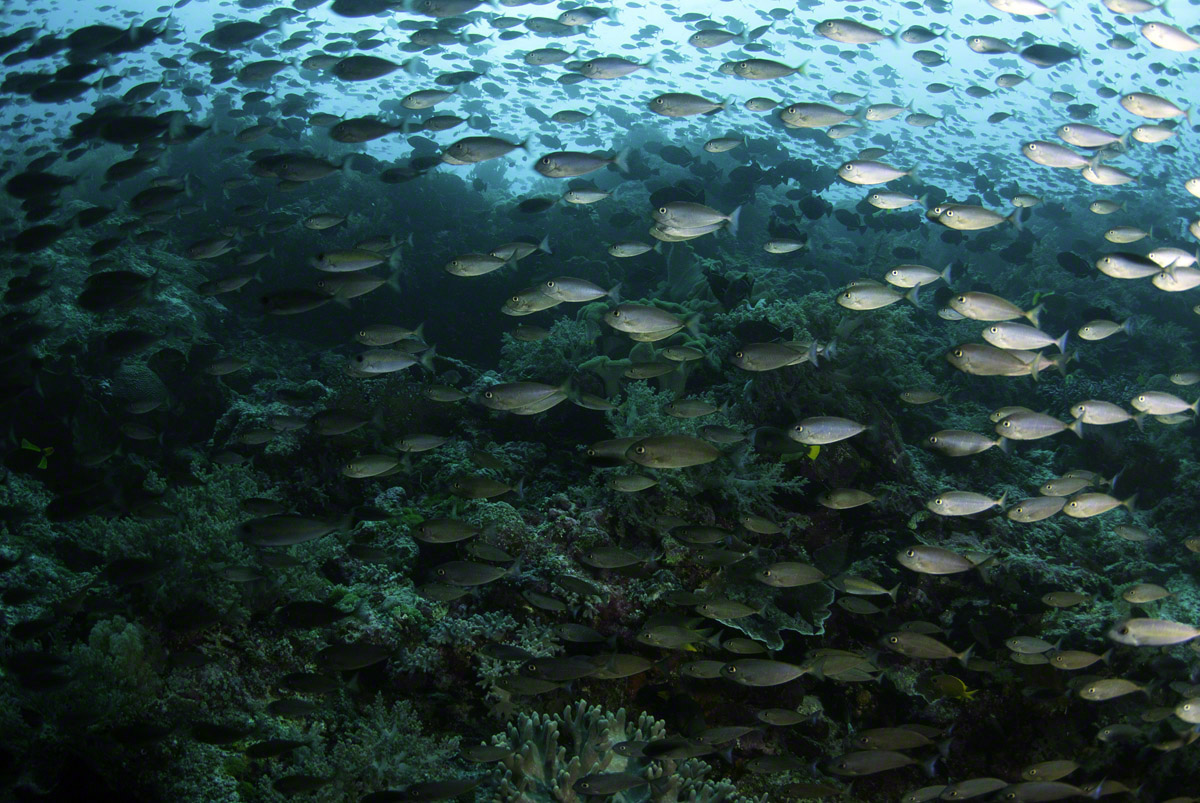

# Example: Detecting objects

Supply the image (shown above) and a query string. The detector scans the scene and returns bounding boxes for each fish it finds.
[897,546,988,575]
[926,491,1006,516]
[838,161,917,185]
[1063,492,1136,518]
[789,416,866,445]
[626,436,720,469]
[721,659,808,686]
[534,150,628,178]
[950,292,1041,324]
[881,632,973,665]
[649,93,727,117]
[1107,618,1200,646]
[816,19,898,45]
[837,282,920,310]
[926,430,1007,457]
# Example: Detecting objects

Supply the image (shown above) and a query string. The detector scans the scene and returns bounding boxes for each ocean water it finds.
[1,0,1199,801]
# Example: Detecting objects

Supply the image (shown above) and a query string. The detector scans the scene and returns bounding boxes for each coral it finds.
[487,701,766,803]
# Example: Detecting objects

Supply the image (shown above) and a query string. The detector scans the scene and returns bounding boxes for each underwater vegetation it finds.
[1,0,1200,801]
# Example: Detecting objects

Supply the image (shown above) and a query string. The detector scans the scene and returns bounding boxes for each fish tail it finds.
[1007,207,1024,231]
[419,344,437,373]
[1068,417,1085,439]
[613,147,631,174]
[726,205,741,237]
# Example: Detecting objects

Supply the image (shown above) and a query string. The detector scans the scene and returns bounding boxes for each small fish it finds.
[881,632,973,665]
[896,545,987,575]
[1107,617,1200,646]
[721,659,808,686]
[926,491,1006,517]
[789,416,866,445]
[626,435,720,468]
[1078,678,1149,701]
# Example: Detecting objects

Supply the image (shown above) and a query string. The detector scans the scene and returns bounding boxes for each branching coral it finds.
[487,701,766,803]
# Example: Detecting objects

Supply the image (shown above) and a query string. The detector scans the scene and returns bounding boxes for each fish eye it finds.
[546,280,555,287]
[1003,421,1011,428]
[1119,626,1129,635]
[635,446,646,454]
[484,391,493,398]
[539,157,550,165]
[511,296,519,302]
[906,549,916,557]
[658,207,667,214]
[612,310,621,317]
[989,326,998,333]
[934,498,943,505]
[358,330,367,337]
[578,782,590,790]
[888,636,899,644]
[761,569,772,577]
[734,351,743,358]
[929,436,938,443]
[842,292,851,299]
[738,61,748,68]
[436,567,446,576]
[1028,143,1037,150]
[726,665,737,673]
[654,98,664,105]
[946,210,955,217]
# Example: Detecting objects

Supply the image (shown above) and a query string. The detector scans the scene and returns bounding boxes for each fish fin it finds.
[607,282,622,305]
[1121,493,1137,513]
[537,233,552,254]
[419,344,437,373]
[1068,417,1085,438]
[956,643,974,669]
[612,147,630,174]
[726,205,741,237]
